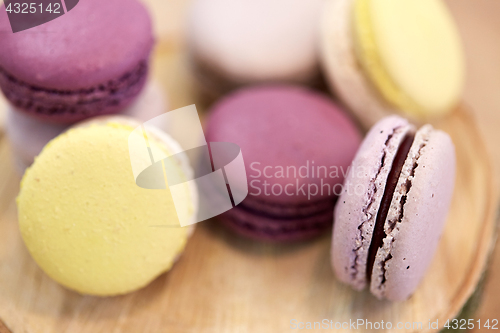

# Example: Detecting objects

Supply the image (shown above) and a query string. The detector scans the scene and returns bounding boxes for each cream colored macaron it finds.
[187,0,325,97]
[17,116,197,296]
[321,0,465,128]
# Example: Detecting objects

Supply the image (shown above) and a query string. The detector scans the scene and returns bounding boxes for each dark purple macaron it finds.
[205,85,362,241]
[0,0,154,123]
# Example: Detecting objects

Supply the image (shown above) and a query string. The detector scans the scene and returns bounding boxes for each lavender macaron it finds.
[332,115,456,301]
[0,0,154,123]
[205,86,362,241]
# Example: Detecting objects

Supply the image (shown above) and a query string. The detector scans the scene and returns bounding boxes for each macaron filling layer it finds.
[366,133,415,281]
[0,60,148,122]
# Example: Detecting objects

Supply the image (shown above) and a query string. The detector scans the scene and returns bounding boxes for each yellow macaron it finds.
[321,0,465,127]
[17,117,197,296]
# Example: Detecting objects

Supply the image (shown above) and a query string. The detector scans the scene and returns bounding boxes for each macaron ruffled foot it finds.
[332,115,456,301]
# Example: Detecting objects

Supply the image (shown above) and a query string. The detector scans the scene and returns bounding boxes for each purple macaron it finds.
[205,85,362,241]
[0,0,154,123]
[332,115,456,301]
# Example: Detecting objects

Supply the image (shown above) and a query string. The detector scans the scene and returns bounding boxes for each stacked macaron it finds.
[187,0,325,97]
[0,0,168,171]
[321,0,465,128]
[205,86,362,241]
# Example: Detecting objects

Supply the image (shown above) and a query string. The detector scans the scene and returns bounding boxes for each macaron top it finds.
[17,118,195,296]
[353,0,464,117]
[188,0,323,83]
[0,0,153,90]
[205,86,362,204]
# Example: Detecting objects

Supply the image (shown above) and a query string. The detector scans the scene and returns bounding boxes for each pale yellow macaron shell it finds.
[353,0,465,117]
[18,123,194,296]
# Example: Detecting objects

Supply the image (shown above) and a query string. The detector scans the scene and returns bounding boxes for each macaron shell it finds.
[0,0,153,90]
[358,0,464,116]
[371,125,456,301]
[205,85,362,205]
[321,0,394,129]
[187,0,323,86]
[17,120,195,296]
[220,206,333,242]
[332,116,414,290]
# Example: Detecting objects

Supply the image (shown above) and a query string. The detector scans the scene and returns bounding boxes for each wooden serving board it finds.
[0,40,497,332]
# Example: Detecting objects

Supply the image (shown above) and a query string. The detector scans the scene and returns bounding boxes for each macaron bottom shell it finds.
[219,202,335,242]
[205,85,362,242]
[371,124,456,301]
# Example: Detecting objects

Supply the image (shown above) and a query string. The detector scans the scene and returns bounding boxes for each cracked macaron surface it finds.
[332,115,456,301]
[0,0,154,123]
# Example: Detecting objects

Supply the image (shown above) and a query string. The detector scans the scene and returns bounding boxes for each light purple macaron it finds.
[0,0,154,123]
[205,85,362,241]
[332,115,456,301]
